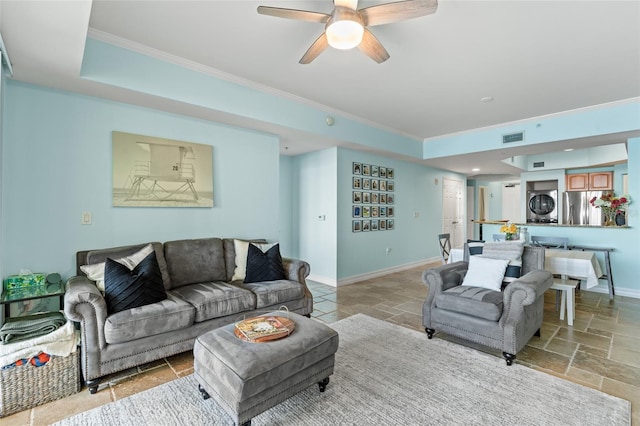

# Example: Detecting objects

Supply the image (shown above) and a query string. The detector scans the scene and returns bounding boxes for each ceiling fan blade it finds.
[299,33,330,64]
[257,6,331,24]
[358,29,390,63]
[359,0,438,27]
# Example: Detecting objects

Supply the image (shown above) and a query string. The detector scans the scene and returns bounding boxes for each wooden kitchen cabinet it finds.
[566,173,589,191]
[566,172,613,191]
[589,172,613,190]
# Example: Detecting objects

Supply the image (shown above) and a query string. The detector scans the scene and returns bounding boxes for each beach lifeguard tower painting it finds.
[112,131,213,207]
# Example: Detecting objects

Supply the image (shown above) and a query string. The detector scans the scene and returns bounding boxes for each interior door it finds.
[466,186,475,239]
[443,177,464,248]
[501,184,521,223]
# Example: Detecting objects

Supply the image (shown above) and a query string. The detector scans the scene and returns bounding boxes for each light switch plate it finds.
[82,211,92,225]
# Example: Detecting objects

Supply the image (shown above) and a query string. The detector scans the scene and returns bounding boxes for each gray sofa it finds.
[64,238,312,394]
[422,244,552,365]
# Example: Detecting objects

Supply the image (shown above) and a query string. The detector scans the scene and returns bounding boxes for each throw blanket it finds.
[0,311,67,344]
[0,319,78,368]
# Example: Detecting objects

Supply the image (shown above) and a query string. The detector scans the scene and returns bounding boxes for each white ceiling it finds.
[1,0,639,179]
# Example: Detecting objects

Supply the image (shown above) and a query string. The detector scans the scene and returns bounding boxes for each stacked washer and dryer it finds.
[526,180,559,223]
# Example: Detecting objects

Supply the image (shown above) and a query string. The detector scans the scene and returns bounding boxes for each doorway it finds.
[443,177,464,248]
[502,184,521,223]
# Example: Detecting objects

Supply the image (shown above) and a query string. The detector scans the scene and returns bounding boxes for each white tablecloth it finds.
[545,249,603,289]
[449,248,464,263]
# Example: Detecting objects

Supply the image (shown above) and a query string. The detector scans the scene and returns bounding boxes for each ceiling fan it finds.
[257,0,438,64]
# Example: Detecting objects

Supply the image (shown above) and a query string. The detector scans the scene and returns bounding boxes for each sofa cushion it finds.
[104,251,168,314]
[435,286,503,321]
[104,292,195,344]
[170,282,256,322]
[85,242,171,290]
[164,238,227,288]
[244,243,286,283]
[240,279,305,309]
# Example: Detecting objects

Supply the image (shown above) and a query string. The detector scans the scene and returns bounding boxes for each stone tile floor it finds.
[5,263,639,425]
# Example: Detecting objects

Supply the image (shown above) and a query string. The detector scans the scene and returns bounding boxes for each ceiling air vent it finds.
[502,131,524,144]
[533,161,545,168]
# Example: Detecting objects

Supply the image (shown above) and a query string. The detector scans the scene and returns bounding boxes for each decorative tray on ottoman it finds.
[234,315,295,343]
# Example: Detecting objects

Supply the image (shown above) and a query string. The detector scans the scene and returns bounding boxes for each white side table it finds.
[550,278,579,326]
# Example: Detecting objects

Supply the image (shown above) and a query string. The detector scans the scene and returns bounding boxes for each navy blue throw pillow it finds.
[467,239,485,256]
[104,251,167,314]
[244,243,286,283]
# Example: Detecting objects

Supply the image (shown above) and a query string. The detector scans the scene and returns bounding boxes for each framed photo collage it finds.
[352,162,395,232]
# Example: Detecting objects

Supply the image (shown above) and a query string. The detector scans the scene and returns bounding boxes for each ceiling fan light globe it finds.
[326,20,364,50]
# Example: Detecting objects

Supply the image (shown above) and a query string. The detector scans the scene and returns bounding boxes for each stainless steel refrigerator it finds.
[562,191,612,226]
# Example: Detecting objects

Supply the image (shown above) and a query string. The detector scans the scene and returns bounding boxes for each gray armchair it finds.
[422,245,552,365]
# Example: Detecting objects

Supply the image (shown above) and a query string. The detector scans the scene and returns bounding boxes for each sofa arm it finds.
[421,261,467,313]
[503,270,553,307]
[64,276,109,351]
[422,262,467,295]
[282,258,310,284]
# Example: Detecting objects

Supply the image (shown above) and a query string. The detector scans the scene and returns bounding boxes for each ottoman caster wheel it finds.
[198,384,210,400]
[425,328,435,339]
[318,377,330,392]
[239,421,251,426]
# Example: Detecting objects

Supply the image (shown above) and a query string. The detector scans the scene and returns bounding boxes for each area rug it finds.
[55,314,630,425]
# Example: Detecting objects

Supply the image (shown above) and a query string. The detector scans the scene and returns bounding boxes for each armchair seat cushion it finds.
[435,286,503,321]
[105,292,195,344]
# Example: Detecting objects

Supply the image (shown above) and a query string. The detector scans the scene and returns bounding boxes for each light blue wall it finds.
[423,101,640,159]
[291,148,338,283]
[0,55,5,318]
[278,155,294,258]
[336,148,465,280]
[1,81,281,279]
[82,38,422,159]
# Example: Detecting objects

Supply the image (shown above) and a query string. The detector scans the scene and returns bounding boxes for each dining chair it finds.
[492,234,506,241]
[438,233,451,264]
[530,236,568,250]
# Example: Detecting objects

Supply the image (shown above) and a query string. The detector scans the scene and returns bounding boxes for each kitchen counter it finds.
[519,223,629,229]
[472,220,629,229]
[471,219,629,240]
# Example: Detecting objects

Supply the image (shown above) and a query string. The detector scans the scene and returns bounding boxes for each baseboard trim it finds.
[307,274,338,287]
[336,257,439,287]
[585,283,640,299]
[308,257,440,288]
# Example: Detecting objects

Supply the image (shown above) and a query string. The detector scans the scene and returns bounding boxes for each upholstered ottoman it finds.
[193,312,339,426]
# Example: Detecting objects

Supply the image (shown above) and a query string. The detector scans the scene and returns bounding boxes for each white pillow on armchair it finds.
[461,256,509,292]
